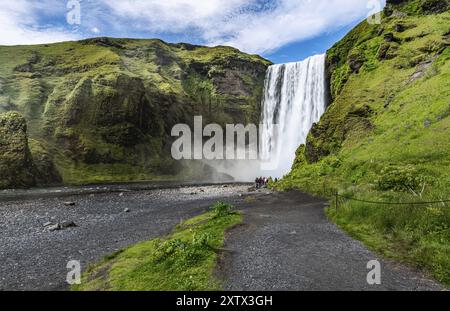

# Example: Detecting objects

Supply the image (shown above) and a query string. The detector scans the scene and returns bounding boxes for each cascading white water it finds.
[260,54,327,178]
[198,54,326,182]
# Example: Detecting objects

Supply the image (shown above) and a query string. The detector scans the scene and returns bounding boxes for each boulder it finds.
[0,112,36,189]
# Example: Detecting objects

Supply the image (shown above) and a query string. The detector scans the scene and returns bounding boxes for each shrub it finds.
[211,202,235,217]
[153,235,209,267]
[153,239,187,262]
[318,156,342,176]
[192,232,211,247]
[376,164,430,192]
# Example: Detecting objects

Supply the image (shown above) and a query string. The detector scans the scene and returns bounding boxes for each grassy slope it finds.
[0,39,270,186]
[74,203,241,291]
[278,4,449,285]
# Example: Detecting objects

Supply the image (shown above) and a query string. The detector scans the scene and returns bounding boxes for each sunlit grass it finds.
[73,203,242,291]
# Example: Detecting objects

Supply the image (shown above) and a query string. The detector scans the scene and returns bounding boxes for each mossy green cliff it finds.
[279,0,449,285]
[282,0,449,194]
[0,39,271,187]
[0,112,61,188]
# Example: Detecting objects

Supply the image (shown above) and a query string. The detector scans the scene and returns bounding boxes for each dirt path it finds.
[221,190,443,291]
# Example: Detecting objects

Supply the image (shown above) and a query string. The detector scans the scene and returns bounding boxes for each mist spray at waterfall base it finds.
[207,54,327,182]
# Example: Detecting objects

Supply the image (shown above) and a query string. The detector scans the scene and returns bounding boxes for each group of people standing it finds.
[255,176,275,189]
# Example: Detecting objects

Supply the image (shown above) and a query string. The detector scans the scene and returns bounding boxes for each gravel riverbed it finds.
[0,184,249,291]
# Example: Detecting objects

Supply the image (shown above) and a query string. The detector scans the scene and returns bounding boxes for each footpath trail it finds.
[221,190,443,291]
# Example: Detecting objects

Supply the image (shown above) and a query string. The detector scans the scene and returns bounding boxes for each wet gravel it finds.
[220,190,444,291]
[0,184,248,291]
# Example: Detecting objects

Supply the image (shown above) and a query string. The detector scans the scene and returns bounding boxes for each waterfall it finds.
[260,54,327,178]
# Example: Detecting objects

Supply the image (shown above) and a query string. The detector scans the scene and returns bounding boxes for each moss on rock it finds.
[282,1,450,191]
[0,112,36,188]
[0,112,61,188]
[0,38,271,187]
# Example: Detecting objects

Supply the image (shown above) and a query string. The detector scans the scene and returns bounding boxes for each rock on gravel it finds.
[47,224,61,232]
[60,221,77,229]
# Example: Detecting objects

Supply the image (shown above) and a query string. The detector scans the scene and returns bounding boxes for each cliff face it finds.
[0,112,61,188]
[281,0,449,193]
[0,112,36,188]
[0,38,271,187]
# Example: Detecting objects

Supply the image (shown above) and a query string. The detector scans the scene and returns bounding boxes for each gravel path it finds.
[220,190,444,291]
[0,184,248,291]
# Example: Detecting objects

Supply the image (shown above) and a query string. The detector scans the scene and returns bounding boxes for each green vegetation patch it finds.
[327,191,449,286]
[73,202,242,291]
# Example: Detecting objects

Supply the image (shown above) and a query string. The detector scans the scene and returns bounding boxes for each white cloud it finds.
[100,0,384,54]
[0,0,386,53]
[101,0,248,31]
[0,0,78,46]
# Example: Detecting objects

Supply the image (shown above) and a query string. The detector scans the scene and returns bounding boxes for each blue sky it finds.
[265,22,361,63]
[0,0,385,63]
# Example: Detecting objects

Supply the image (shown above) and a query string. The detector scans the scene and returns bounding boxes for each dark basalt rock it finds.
[383,33,401,43]
[385,0,449,15]
[347,105,373,118]
[13,63,34,73]
[394,23,406,32]
[387,0,409,4]
[13,51,41,73]
[420,0,449,14]
[80,37,125,49]
[377,42,399,60]
[348,51,366,73]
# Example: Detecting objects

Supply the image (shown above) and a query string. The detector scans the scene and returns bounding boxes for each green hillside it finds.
[0,38,271,187]
[278,0,449,285]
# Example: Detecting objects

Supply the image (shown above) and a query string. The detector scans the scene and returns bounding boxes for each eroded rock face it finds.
[0,112,36,188]
[0,39,271,187]
[0,112,61,189]
[420,0,449,14]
